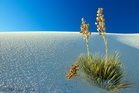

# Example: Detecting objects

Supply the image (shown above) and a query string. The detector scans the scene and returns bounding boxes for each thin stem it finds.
[85,36,90,57]
[102,35,108,63]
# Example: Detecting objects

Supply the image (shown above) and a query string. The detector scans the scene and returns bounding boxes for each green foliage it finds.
[77,53,131,92]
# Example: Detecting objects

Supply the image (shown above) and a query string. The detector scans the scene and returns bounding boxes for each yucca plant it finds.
[78,53,131,92]
[66,8,131,93]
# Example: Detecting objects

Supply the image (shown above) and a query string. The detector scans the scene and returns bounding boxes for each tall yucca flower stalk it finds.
[95,8,108,63]
[80,18,91,58]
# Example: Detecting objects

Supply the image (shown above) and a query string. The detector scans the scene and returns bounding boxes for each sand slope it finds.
[0,32,139,93]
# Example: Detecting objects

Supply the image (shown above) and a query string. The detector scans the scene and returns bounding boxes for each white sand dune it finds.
[0,32,139,93]
[116,35,139,49]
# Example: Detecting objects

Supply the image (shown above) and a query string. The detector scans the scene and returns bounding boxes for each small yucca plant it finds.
[66,8,131,93]
[77,53,131,92]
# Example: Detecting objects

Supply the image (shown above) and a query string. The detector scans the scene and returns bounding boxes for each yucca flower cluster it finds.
[80,18,91,40]
[66,62,79,79]
[95,8,106,36]
[80,18,91,57]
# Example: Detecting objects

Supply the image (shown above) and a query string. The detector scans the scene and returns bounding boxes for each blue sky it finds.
[0,0,139,33]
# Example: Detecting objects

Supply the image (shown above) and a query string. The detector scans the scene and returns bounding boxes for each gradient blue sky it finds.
[0,0,139,33]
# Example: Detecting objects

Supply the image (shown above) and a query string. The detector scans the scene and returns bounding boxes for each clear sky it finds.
[0,0,139,33]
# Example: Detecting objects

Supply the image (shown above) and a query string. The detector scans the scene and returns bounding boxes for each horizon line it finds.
[0,31,139,35]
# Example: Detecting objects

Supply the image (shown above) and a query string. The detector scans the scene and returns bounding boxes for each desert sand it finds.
[0,32,139,93]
